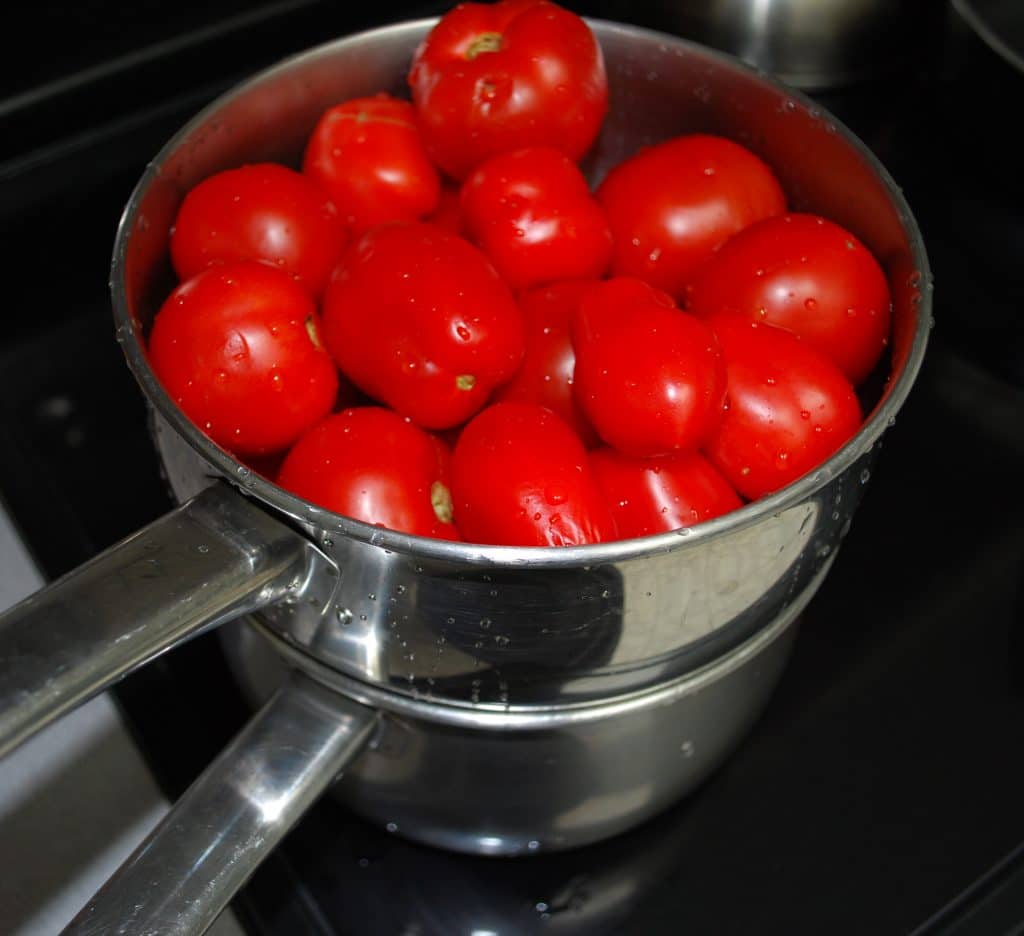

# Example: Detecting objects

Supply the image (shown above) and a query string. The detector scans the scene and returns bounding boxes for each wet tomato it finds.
[490,279,600,446]
[302,93,441,234]
[169,162,348,298]
[408,0,608,180]
[459,146,612,290]
[427,183,465,235]
[148,262,339,457]
[321,222,524,429]
[571,278,727,457]
[589,447,743,537]
[451,402,615,546]
[597,134,786,300]
[277,407,460,539]
[705,318,862,500]
[685,212,892,385]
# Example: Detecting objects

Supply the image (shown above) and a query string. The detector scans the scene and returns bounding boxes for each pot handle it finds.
[0,482,329,759]
[64,670,378,936]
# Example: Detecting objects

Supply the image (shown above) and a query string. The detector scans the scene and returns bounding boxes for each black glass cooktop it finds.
[1,2,1023,933]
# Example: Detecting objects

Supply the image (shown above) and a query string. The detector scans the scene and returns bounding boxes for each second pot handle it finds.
[0,482,329,759]
[63,671,379,936]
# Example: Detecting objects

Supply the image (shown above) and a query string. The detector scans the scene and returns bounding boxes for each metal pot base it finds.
[221,595,803,855]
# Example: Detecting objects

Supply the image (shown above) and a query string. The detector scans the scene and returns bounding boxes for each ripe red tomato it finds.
[408,0,608,180]
[589,447,743,537]
[685,213,892,385]
[490,279,600,446]
[459,146,612,290]
[277,407,460,539]
[169,162,348,298]
[427,183,465,235]
[597,134,787,299]
[148,262,339,457]
[705,319,862,500]
[571,278,727,457]
[302,93,441,234]
[451,402,615,546]
[321,222,524,429]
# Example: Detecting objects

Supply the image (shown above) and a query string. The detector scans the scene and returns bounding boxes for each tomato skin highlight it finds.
[451,402,616,546]
[302,93,441,235]
[277,407,460,539]
[571,278,727,457]
[459,146,613,291]
[597,134,787,300]
[169,162,348,298]
[408,0,609,180]
[686,212,892,385]
[321,222,525,430]
[590,447,743,537]
[705,319,863,500]
[490,279,600,446]
[148,262,339,457]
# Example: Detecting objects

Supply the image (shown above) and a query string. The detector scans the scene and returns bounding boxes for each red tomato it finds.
[148,262,339,457]
[302,93,441,234]
[169,163,348,298]
[705,319,862,500]
[571,278,727,457]
[459,146,612,290]
[685,213,892,385]
[451,402,615,546]
[408,0,608,180]
[589,448,743,538]
[597,134,787,300]
[277,407,460,539]
[427,183,465,235]
[321,222,524,429]
[490,279,600,446]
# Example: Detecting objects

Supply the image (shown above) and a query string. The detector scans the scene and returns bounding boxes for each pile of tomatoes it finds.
[148,0,892,547]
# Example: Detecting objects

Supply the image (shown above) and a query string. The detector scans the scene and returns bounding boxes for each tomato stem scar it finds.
[456,374,477,391]
[431,481,454,523]
[305,316,324,350]
[466,32,503,59]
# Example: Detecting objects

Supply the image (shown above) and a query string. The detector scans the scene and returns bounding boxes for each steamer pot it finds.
[0,17,930,935]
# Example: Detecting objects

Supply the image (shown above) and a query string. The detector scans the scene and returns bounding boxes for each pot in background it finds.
[623,0,943,90]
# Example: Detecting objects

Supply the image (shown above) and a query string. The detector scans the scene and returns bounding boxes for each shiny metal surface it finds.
[64,673,377,936]
[952,0,1024,72]
[123,19,930,707]
[221,589,804,854]
[662,0,937,88]
[0,484,328,758]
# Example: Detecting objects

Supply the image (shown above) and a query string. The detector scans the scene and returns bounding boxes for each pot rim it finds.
[110,16,932,570]
[952,0,1024,73]
[248,590,801,730]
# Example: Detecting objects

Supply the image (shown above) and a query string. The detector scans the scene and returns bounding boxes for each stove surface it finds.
[1,2,1023,933]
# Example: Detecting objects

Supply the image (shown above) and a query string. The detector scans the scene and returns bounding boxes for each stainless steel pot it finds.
[650,0,941,90]
[0,17,931,936]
